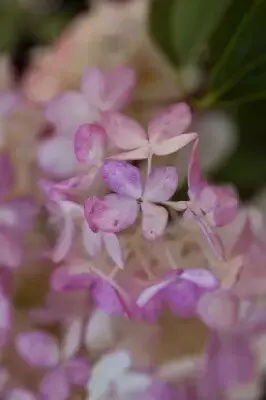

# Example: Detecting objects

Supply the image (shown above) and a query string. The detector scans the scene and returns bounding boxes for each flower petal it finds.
[137,278,175,307]
[141,203,168,240]
[180,269,219,290]
[45,92,97,136]
[143,167,178,202]
[16,330,60,367]
[148,102,192,142]
[102,161,142,198]
[118,371,152,395]
[88,194,139,233]
[188,139,205,197]
[153,133,197,156]
[82,67,135,111]
[62,317,83,360]
[103,233,124,268]
[92,277,127,316]
[166,280,201,318]
[74,123,106,165]
[52,201,81,263]
[51,264,93,292]
[85,308,115,353]
[37,136,78,178]
[66,356,91,386]
[108,146,149,161]
[0,229,22,269]
[197,291,240,330]
[103,111,147,150]
[206,333,256,391]
[40,367,70,400]
[82,220,102,257]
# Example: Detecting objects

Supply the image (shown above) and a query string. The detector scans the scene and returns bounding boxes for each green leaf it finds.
[149,0,178,66]
[170,0,232,65]
[204,0,266,106]
[149,0,231,66]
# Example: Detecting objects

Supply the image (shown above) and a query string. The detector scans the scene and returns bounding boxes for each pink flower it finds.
[51,267,130,317]
[37,67,135,177]
[166,140,238,260]
[137,269,219,321]
[86,161,178,240]
[103,102,197,163]
[15,330,91,400]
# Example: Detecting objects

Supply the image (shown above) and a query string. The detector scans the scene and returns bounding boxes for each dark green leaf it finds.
[149,0,178,66]
[204,0,266,106]
[171,0,231,65]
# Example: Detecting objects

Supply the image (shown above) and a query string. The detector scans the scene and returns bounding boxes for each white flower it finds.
[88,350,152,400]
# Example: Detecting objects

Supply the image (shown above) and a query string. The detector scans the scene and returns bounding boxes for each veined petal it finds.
[141,203,168,240]
[45,91,97,136]
[16,331,60,368]
[103,233,124,268]
[102,161,142,198]
[103,111,147,150]
[74,123,106,165]
[188,139,205,197]
[108,146,149,161]
[148,102,192,142]
[143,167,178,202]
[153,133,197,156]
[180,269,219,290]
[89,194,139,233]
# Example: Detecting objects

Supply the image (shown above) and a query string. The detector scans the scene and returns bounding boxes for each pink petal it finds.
[88,194,139,233]
[51,265,93,292]
[40,367,70,400]
[108,146,149,161]
[231,217,254,257]
[37,136,78,178]
[0,289,11,332]
[16,331,60,368]
[143,167,178,202]
[45,91,97,136]
[188,139,205,197]
[74,123,106,165]
[189,211,225,260]
[137,278,175,307]
[211,186,238,226]
[141,203,168,240]
[66,356,91,386]
[180,269,219,289]
[206,333,256,390]
[103,233,124,268]
[102,161,142,198]
[82,221,102,257]
[92,277,127,316]
[5,197,36,231]
[4,388,36,400]
[153,133,197,156]
[166,280,201,318]
[62,318,83,360]
[0,154,13,199]
[103,111,147,150]
[82,66,136,111]
[197,291,240,330]
[148,102,192,142]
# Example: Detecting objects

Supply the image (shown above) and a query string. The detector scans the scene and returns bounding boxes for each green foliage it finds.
[149,0,266,108]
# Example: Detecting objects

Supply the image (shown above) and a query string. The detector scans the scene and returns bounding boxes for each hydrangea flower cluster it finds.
[0,66,265,400]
